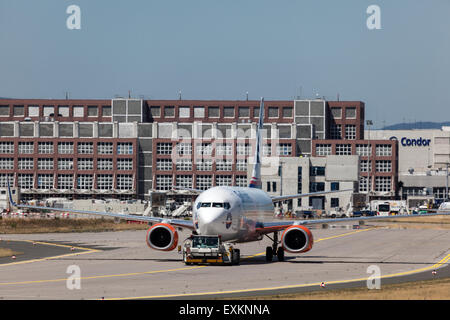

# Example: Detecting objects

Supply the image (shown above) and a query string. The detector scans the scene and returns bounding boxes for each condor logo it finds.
[390,136,431,147]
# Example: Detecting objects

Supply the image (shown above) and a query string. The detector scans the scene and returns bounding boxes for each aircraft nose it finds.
[197,209,225,234]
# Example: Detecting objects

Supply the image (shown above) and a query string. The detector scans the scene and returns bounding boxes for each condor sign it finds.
[390,136,431,147]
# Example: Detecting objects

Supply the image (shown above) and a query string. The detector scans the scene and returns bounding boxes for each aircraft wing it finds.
[7,184,195,230]
[271,189,353,202]
[255,212,450,234]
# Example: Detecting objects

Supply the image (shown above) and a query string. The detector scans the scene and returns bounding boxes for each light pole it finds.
[366,120,373,208]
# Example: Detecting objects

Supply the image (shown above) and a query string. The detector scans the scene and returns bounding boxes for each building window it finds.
[360,160,372,173]
[263,144,272,156]
[58,105,69,117]
[18,174,34,189]
[37,174,54,189]
[336,144,352,155]
[176,159,192,171]
[216,160,232,171]
[276,143,292,156]
[179,106,190,118]
[310,166,325,176]
[87,106,98,117]
[331,107,342,119]
[117,142,133,155]
[117,158,133,170]
[267,181,271,192]
[73,106,84,117]
[297,167,302,194]
[356,144,372,157]
[196,160,212,171]
[330,182,340,191]
[156,175,172,191]
[223,107,235,118]
[156,159,172,171]
[330,124,342,139]
[376,144,392,156]
[43,105,54,117]
[18,142,33,154]
[345,125,356,140]
[13,105,24,116]
[98,142,113,155]
[77,174,93,189]
[216,143,233,156]
[102,106,112,117]
[268,107,279,118]
[216,175,232,186]
[236,175,247,187]
[208,106,219,118]
[375,176,391,192]
[236,159,247,171]
[0,142,14,154]
[176,143,192,156]
[238,107,250,118]
[18,158,34,170]
[150,106,161,117]
[316,144,331,156]
[77,158,93,170]
[58,174,73,189]
[58,158,74,170]
[0,158,14,170]
[330,198,339,208]
[376,160,392,172]
[117,174,133,190]
[196,143,212,156]
[77,142,93,154]
[272,182,277,192]
[164,106,175,117]
[358,176,371,193]
[345,107,356,119]
[176,175,193,188]
[38,142,54,154]
[310,182,325,192]
[196,175,212,190]
[282,107,293,118]
[58,142,73,154]
[156,143,172,155]
[38,158,54,170]
[237,143,251,156]
[97,158,113,170]
[194,106,205,118]
[97,174,113,190]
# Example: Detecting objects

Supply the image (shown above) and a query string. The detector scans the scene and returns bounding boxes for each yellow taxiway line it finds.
[0,240,100,268]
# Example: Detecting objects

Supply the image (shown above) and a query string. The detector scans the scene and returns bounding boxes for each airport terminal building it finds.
[368,127,450,204]
[0,97,400,210]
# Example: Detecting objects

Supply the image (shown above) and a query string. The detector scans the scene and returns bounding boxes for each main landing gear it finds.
[265,232,284,262]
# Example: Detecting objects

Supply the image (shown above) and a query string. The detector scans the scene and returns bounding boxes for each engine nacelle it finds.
[146,223,179,251]
[281,225,314,253]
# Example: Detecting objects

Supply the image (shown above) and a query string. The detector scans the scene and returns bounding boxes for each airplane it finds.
[7,98,450,263]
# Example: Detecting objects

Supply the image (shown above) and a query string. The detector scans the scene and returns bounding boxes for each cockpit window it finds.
[196,202,202,209]
[200,202,211,207]
[224,202,230,210]
[212,202,223,208]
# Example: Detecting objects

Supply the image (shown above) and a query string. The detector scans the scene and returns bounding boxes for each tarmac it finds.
[0,223,449,300]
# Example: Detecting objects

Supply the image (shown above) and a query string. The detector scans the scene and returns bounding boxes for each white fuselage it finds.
[192,186,274,242]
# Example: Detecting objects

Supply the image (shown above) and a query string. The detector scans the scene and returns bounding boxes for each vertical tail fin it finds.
[248,98,264,189]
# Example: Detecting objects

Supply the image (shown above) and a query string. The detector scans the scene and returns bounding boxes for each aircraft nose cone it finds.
[197,209,224,235]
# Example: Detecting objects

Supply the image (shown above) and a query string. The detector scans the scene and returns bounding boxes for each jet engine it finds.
[146,223,179,251]
[281,225,314,253]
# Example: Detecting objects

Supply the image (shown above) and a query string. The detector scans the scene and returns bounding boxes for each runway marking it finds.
[0,228,371,286]
[0,240,100,268]
[107,252,450,300]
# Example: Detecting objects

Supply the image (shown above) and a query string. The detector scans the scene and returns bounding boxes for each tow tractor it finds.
[179,235,240,265]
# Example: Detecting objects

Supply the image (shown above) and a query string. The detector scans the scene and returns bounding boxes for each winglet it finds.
[7,180,17,207]
[249,97,264,189]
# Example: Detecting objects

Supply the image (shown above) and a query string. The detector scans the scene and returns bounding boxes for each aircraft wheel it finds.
[265,246,273,262]
[232,249,240,265]
[277,247,285,262]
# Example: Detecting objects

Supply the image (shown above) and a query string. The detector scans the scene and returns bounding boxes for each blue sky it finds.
[1,0,449,127]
